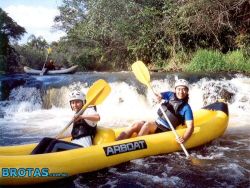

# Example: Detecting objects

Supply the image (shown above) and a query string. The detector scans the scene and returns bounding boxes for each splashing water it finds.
[0,73,249,187]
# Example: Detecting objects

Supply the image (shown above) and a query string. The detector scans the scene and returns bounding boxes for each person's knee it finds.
[31,137,55,155]
[140,125,148,133]
[140,122,156,133]
[41,137,53,142]
[143,122,150,128]
[145,122,157,134]
[129,125,139,133]
[131,121,144,131]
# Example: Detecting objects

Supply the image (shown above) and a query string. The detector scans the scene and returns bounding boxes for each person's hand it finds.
[155,93,162,103]
[176,136,185,144]
[73,114,84,122]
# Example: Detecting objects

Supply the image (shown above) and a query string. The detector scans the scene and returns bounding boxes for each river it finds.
[0,72,249,187]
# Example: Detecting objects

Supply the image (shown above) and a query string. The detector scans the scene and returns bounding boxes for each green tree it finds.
[55,0,168,70]
[0,8,26,72]
[172,0,250,52]
[54,0,250,71]
[27,35,48,50]
[15,35,50,69]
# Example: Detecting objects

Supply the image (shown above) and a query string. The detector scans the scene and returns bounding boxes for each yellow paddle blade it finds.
[47,47,52,54]
[132,61,151,88]
[85,79,111,106]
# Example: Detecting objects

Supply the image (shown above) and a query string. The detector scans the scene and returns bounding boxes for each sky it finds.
[0,0,65,44]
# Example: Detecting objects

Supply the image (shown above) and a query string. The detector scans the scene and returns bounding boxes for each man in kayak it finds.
[42,59,56,74]
[31,90,100,154]
[116,79,194,144]
[45,59,56,70]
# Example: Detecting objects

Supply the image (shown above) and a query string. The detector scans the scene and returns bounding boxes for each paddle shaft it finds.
[148,86,190,158]
[40,50,51,75]
[42,54,49,70]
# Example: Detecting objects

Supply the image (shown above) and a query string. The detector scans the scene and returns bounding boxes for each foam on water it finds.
[4,86,42,115]
[0,73,249,187]
[1,74,250,131]
[130,159,150,168]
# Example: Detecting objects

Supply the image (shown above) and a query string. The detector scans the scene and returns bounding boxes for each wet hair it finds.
[183,95,189,103]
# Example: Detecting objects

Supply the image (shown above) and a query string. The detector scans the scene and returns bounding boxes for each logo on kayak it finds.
[1,168,68,178]
[103,140,147,156]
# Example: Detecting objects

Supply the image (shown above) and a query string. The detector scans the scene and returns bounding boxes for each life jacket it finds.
[71,106,97,140]
[157,94,186,128]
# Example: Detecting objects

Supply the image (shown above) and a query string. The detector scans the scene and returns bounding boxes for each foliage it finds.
[175,0,250,51]
[0,8,26,72]
[185,50,225,72]
[26,35,48,50]
[235,33,250,57]
[51,0,250,72]
[165,51,192,72]
[14,35,50,69]
[185,49,250,73]
[3,0,250,73]
[224,50,250,72]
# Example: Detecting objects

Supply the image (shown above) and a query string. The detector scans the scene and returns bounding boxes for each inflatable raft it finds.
[24,65,78,75]
[0,102,229,185]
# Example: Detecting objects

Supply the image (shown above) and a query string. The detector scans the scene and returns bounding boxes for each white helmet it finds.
[174,79,189,89]
[69,90,85,102]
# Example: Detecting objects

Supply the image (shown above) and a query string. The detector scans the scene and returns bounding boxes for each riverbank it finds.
[150,49,250,75]
[3,49,250,76]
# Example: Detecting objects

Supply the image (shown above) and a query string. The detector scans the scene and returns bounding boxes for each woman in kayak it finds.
[31,90,100,154]
[116,79,194,144]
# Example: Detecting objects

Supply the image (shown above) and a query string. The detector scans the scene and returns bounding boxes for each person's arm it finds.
[155,93,162,102]
[155,91,172,103]
[76,113,100,122]
[176,120,194,144]
[176,105,194,144]
[74,106,100,123]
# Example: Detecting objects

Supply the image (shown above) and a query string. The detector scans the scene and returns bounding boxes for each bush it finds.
[223,50,249,72]
[235,34,250,57]
[185,49,226,72]
[72,53,97,71]
[185,49,250,73]
[164,51,192,71]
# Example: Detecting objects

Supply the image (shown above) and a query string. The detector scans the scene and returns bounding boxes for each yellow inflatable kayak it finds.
[0,102,229,185]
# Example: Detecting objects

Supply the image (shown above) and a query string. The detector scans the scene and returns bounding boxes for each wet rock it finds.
[0,74,38,100]
[220,89,234,102]
[239,96,249,103]
[119,97,124,103]
[1,78,25,100]
[202,82,236,105]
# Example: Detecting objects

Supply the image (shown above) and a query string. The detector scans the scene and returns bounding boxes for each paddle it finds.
[132,61,194,159]
[40,47,52,76]
[56,79,111,139]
